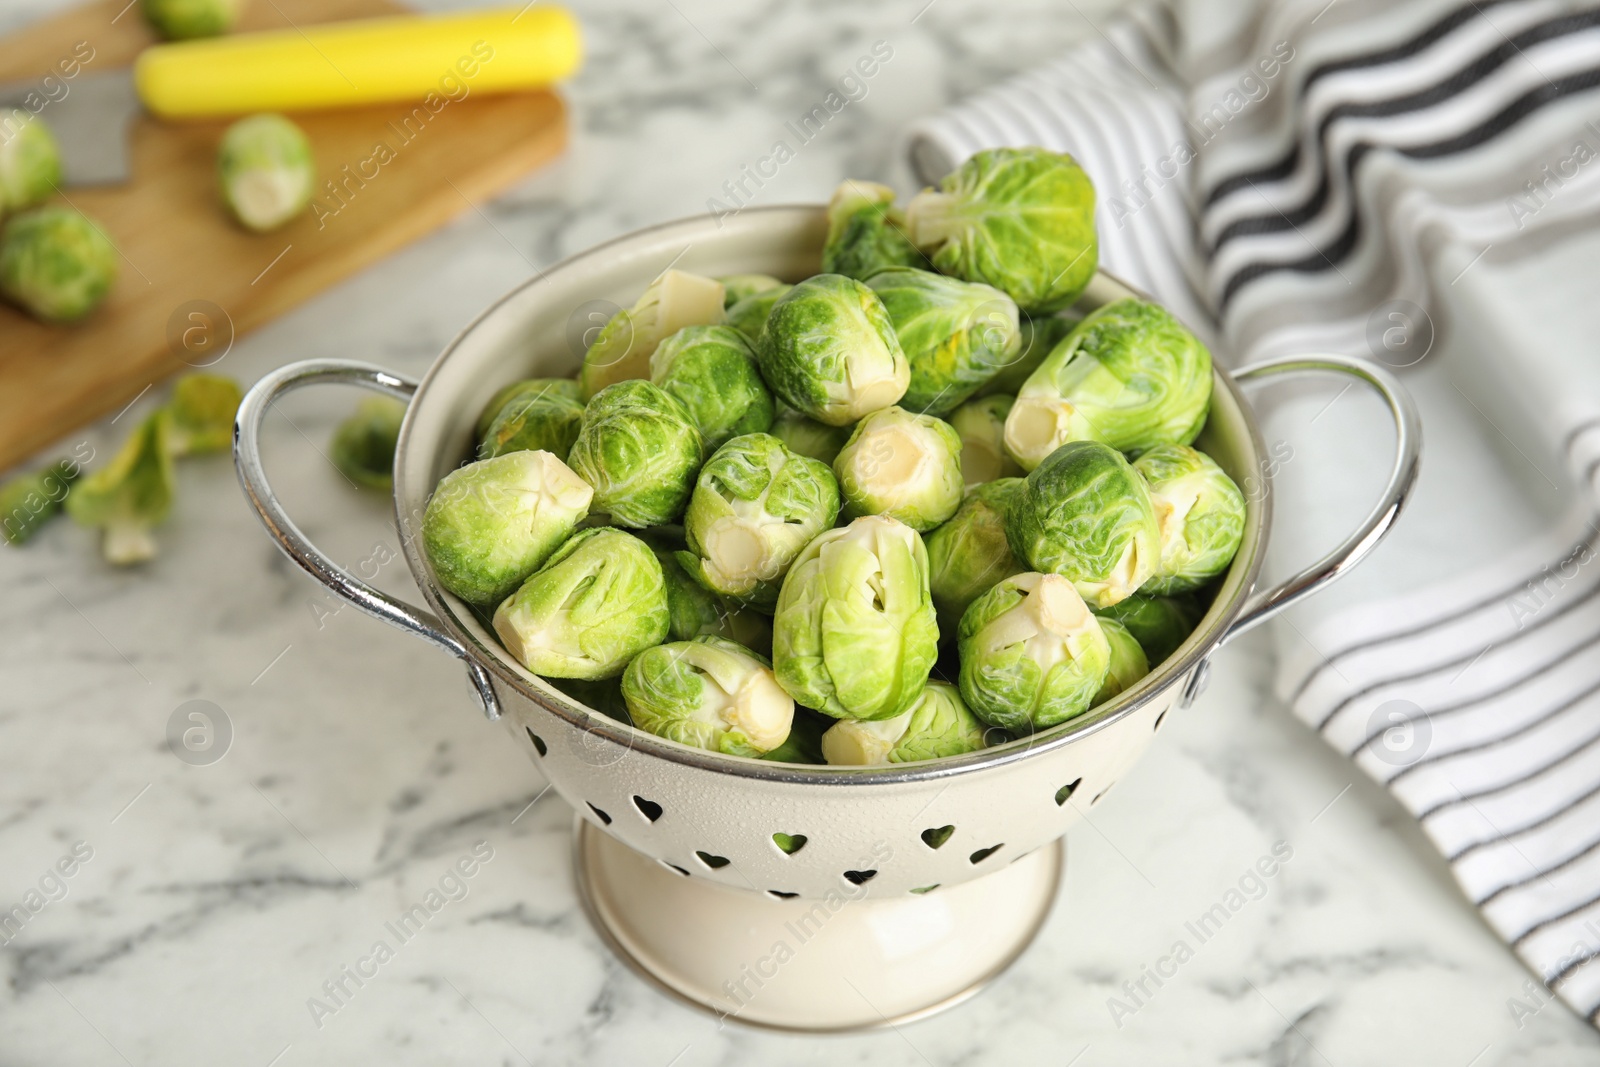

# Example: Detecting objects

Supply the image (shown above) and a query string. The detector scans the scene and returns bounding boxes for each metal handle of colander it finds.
[1179,353,1422,706]
[232,359,504,722]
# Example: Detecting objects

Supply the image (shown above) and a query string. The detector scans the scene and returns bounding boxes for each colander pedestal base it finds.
[573,819,1064,1032]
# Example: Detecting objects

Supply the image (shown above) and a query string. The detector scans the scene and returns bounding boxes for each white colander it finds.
[235,206,1419,1030]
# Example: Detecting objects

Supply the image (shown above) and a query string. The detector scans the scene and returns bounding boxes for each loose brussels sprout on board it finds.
[649,324,774,451]
[493,528,671,679]
[820,179,928,281]
[757,273,908,427]
[217,115,316,233]
[979,314,1076,398]
[0,458,79,546]
[772,515,939,721]
[567,380,703,528]
[680,433,840,609]
[141,0,240,39]
[925,477,1023,633]
[475,378,582,440]
[767,405,851,466]
[623,636,794,757]
[821,681,988,765]
[1094,617,1150,704]
[725,284,792,345]
[330,396,405,490]
[166,373,243,458]
[1008,440,1159,609]
[865,267,1020,416]
[906,147,1097,313]
[1094,593,1201,666]
[1135,444,1246,595]
[423,450,593,608]
[1005,297,1212,468]
[833,406,963,532]
[0,110,61,216]
[0,207,117,323]
[478,380,585,461]
[65,412,173,565]
[958,572,1111,732]
[718,273,785,307]
[580,270,726,399]
[949,393,1022,487]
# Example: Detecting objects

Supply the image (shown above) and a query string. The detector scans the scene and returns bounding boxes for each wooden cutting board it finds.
[0,0,567,470]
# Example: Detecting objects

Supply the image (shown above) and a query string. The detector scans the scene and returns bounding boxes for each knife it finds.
[0,5,581,186]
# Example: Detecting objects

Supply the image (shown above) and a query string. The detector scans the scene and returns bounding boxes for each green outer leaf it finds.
[1093,593,1201,666]
[725,285,791,345]
[567,380,704,528]
[889,681,989,762]
[767,406,851,465]
[771,515,939,721]
[1013,297,1212,458]
[821,180,928,280]
[865,267,1020,416]
[680,433,840,608]
[1007,440,1159,609]
[756,274,908,427]
[649,324,774,451]
[833,406,964,532]
[475,378,582,440]
[1093,617,1150,705]
[422,450,592,608]
[477,382,585,462]
[621,635,789,757]
[718,273,785,307]
[949,393,1023,487]
[978,314,1077,398]
[0,207,117,323]
[0,110,61,214]
[925,478,1024,633]
[907,147,1097,313]
[956,572,1111,731]
[1134,443,1246,594]
[492,528,670,679]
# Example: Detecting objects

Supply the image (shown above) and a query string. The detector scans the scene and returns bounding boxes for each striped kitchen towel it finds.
[907,0,1600,1025]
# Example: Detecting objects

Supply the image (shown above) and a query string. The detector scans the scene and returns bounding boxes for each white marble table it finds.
[5,1,1600,1063]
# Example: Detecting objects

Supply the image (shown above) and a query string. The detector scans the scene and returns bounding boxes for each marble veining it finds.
[4,0,1600,1063]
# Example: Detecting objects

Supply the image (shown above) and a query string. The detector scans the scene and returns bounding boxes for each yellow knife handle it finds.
[135,5,581,119]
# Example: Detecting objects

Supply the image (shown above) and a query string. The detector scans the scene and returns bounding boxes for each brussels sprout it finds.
[649,324,774,451]
[772,515,938,720]
[579,270,726,399]
[217,115,315,233]
[762,707,828,764]
[477,381,585,462]
[833,406,963,532]
[567,380,703,528]
[475,378,582,440]
[141,0,240,38]
[423,450,593,607]
[680,433,840,608]
[166,373,242,457]
[642,529,774,654]
[623,635,794,756]
[820,179,928,281]
[767,405,850,465]
[0,110,60,215]
[1004,298,1212,468]
[958,572,1111,731]
[65,412,173,565]
[905,147,1097,313]
[0,207,117,323]
[329,396,404,490]
[550,676,631,723]
[925,478,1023,632]
[493,527,670,679]
[864,267,1020,416]
[1093,617,1150,705]
[0,458,79,545]
[821,681,987,765]
[979,314,1076,398]
[1135,444,1246,594]
[950,394,1023,487]
[757,273,908,427]
[725,284,791,346]
[1007,440,1159,609]
[718,273,785,307]
[1093,593,1200,666]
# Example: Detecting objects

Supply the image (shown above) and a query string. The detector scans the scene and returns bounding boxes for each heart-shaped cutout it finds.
[772,832,807,855]
[696,851,731,869]
[969,843,1004,864]
[632,795,663,822]
[920,825,955,850]
[1054,779,1083,806]
[842,869,877,885]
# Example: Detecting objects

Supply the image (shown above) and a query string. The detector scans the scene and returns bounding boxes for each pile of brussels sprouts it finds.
[421,147,1245,767]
